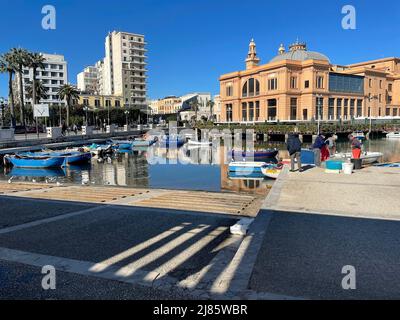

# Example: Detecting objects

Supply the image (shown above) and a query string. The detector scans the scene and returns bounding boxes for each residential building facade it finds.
[16,53,68,107]
[77,64,100,94]
[219,39,400,123]
[103,31,147,108]
[73,93,122,109]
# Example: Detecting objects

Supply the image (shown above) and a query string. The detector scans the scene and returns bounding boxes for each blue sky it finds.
[0,0,399,99]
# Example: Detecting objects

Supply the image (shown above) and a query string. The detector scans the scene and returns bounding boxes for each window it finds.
[369,79,372,88]
[226,84,233,97]
[290,98,297,120]
[316,76,324,89]
[83,99,89,106]
[95,100,100,107]
[267,99,277,120]
[248,102,254,121]
[357,100,363,117]
[255,101,260,120]
[379,80,383,89]
[305,80,310,88]
[389,84,393,92]
[386,108,391,116]
[329,73,364,94]
[290,76,297,89]
[315,97,324,120]
[336,98,342,119]
[350,99,355,117]
[242,103,247,121]
[328,98,335,120]
[268,78,278,91]
[226,104,233,122]
[242,78,260,97]
[105,100,111,107]
[344,99,349,118]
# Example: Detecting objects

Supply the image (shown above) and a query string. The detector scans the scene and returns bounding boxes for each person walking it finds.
[287,132,303,172]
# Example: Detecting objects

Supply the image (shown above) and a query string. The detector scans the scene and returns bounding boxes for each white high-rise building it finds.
[76,59,106,94]
[103,31,147,109]
[18,53,68,106]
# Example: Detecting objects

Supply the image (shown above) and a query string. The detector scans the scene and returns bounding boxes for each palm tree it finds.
[0,53,16,127]
[188,98,200,123]
[57,84,80,127]
[207,100,215,122]
[10,48,30,126]
[26,80,48,102]
[26,52,45,105]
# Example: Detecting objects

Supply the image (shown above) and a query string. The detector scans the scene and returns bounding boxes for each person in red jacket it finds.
[349,135,362,159]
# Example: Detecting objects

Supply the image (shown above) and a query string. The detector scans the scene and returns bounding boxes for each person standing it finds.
[326,134,338,156]
[313,133,329,162]
[349,135,362,159]
[287,133,303,172]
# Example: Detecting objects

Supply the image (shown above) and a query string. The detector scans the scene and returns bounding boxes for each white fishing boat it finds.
[188,139,212,146]
[261,164,283,179]
[386,132,400,139]
[351,131,365,140]
[333,152,383,165]
[228,161,266,174]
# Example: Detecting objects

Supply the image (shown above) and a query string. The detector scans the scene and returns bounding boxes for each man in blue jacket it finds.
[287,133,303,172]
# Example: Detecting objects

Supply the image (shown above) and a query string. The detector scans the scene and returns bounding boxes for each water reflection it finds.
[1,139,398,194]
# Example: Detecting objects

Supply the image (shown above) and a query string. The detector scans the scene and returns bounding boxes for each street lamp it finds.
[83,106,89,126]
[125,110,129,127]
[316,94,323,135]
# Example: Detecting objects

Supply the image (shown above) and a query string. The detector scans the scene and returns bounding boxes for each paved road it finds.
[0,196,240,299]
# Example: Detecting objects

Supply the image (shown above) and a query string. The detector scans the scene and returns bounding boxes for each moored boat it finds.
[188,139,212,146]
[351,131,366,140]
[230,149,278,159]
[159,136,185,148]
[228,161,267,174]
[19,150,92,166]
[333,151,383,165]
[374,162,400,168]
[261,163,283,179]
[386,132,400,139]
[4,154,65,168]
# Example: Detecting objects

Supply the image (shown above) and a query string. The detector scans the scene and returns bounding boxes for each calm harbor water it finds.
[1,138,399,194]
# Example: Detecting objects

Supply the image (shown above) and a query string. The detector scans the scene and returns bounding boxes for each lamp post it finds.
[107,102,110,126]
[84,106,89,126]
[316,94,323,135]
[125,110,129,127]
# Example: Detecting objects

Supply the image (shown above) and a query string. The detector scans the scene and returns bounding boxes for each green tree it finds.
[0,52,17,127]
[26,80,48,102]
[57,84,80,127]
[188,98,200,124]
[207,99,215,122]
[26,52,46,105]
[10,48,30,125]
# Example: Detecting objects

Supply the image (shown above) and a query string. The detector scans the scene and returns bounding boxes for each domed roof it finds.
[270,42,330,63]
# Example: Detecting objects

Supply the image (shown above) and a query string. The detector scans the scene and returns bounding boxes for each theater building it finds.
[219,39,400,123]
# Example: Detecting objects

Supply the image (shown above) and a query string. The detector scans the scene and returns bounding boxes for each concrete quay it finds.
[1,165,400,299]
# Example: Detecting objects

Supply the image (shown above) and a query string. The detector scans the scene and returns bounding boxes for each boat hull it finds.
[5,155,65,168]
[230,149,278,159]
[228,162,266,174]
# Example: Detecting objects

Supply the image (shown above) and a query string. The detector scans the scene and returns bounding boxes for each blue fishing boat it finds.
[107,139,133,150]
[230,149,278,160]
[19,151,92,166]
[8,167,66,178]
[131,137,158,147]
[159,137,185,148]
[4,154,65,168]
[228,161,267,174]
[374,162,400,168]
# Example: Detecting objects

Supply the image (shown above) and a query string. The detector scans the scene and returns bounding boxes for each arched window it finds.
[242,78,260,98]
